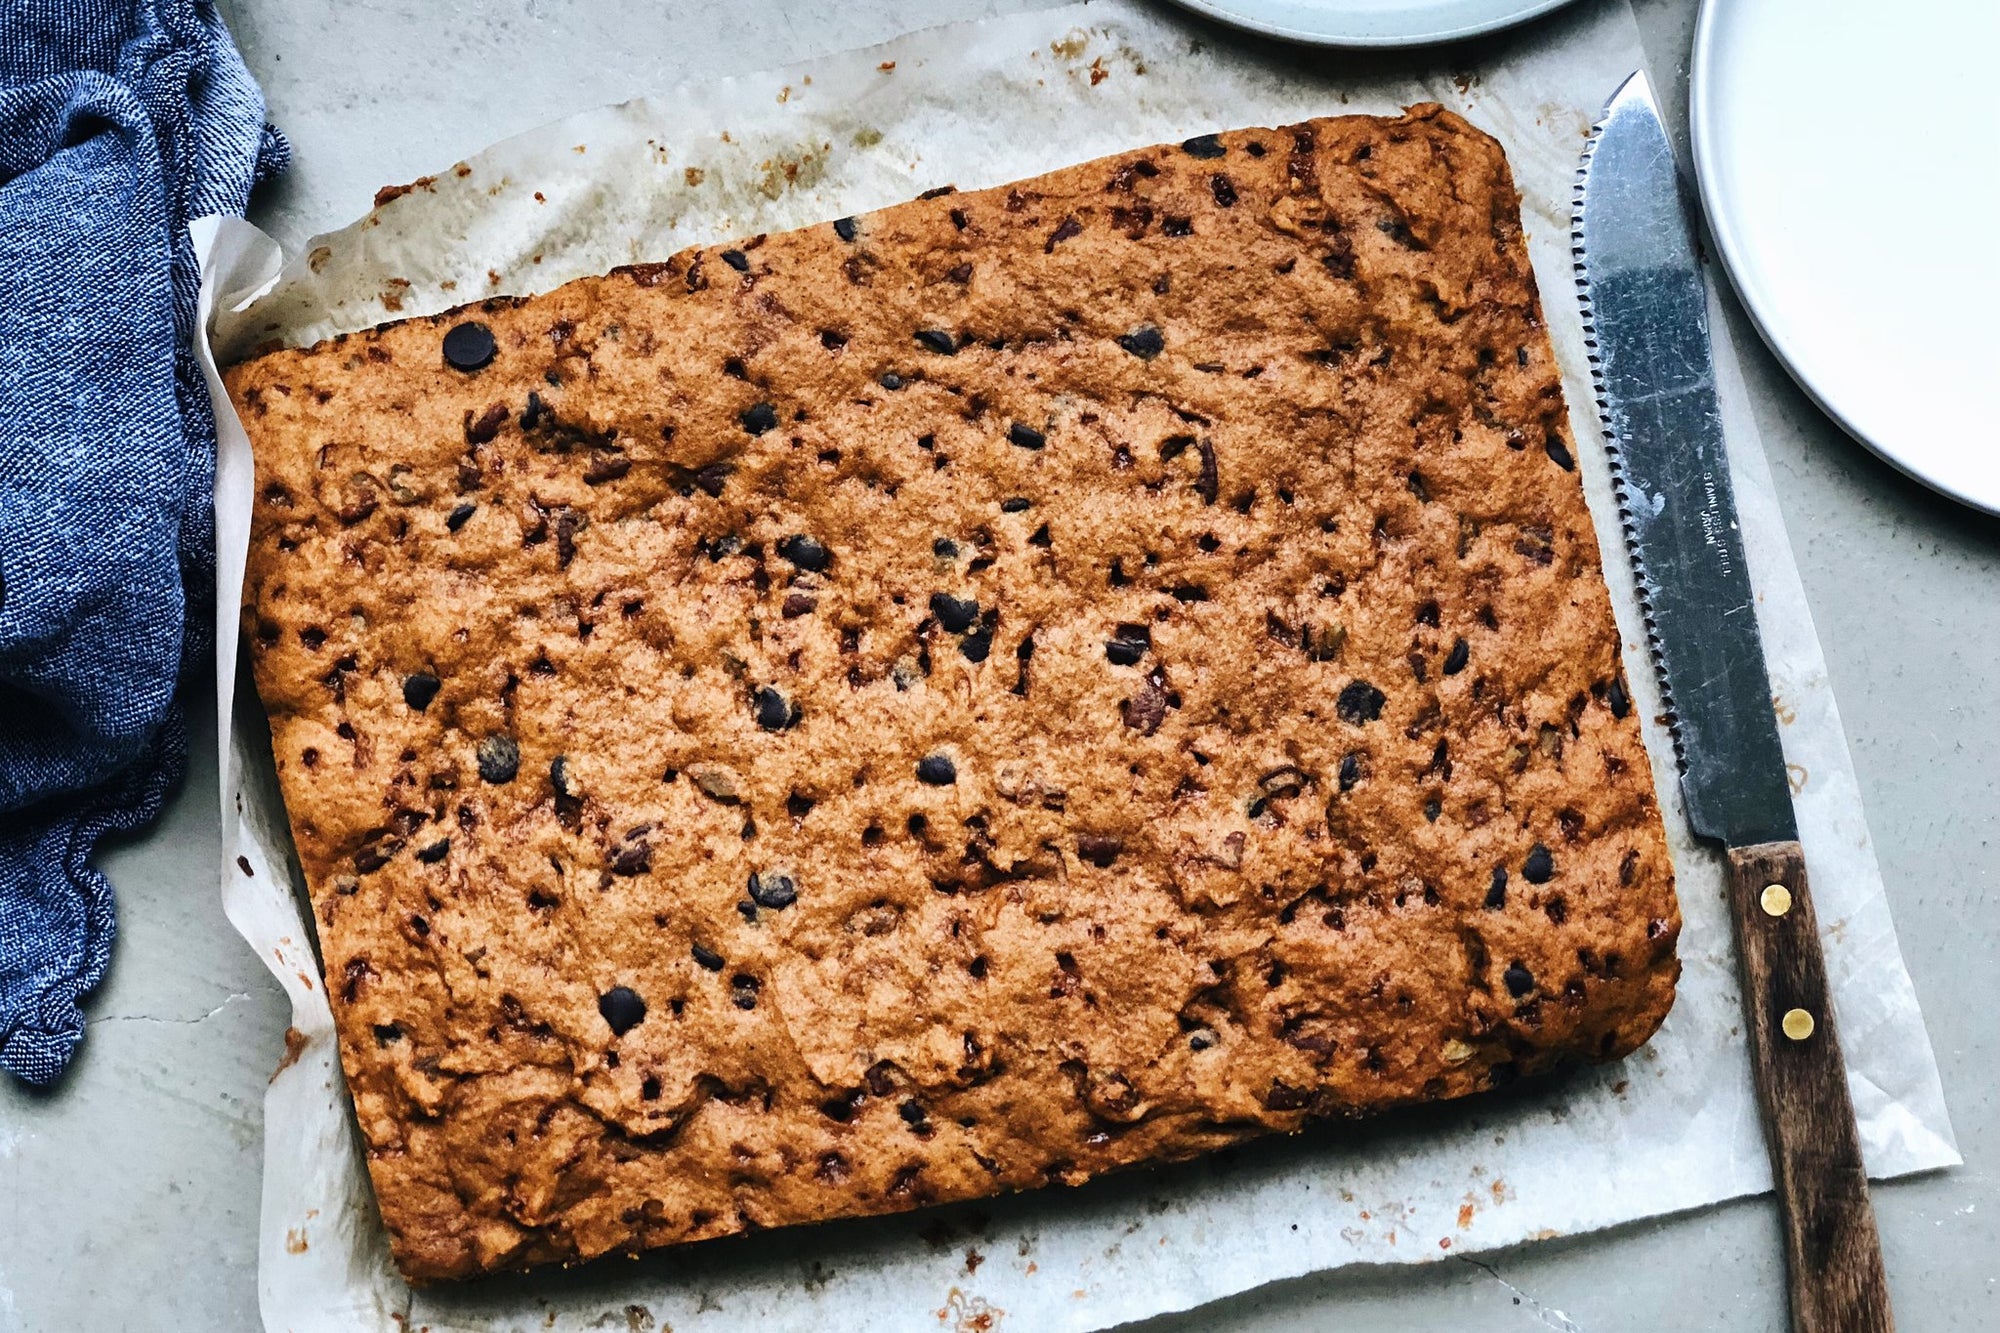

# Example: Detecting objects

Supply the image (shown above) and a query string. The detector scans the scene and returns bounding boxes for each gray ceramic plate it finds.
[1691,0,2000,514]
[1161,0,1580,47]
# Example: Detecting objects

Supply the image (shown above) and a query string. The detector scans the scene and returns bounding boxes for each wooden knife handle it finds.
[1726,841,1894,1332]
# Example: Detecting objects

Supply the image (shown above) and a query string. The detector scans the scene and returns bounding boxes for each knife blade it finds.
[1575,71,1894,1333]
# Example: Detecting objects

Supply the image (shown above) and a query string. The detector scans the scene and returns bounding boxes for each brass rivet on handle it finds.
[1781,1008,1815,1041]
[1760,883,1793,917]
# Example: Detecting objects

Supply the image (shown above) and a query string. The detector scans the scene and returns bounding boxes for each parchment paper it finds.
[192,3,1958,1329]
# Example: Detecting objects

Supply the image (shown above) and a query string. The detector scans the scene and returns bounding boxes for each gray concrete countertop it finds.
[3,1,1994,1328]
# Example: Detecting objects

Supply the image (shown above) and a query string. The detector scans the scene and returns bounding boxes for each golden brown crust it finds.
[228,106,1678,1283]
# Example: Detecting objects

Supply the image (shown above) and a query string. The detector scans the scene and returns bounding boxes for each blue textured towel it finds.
[0,1,285,1085]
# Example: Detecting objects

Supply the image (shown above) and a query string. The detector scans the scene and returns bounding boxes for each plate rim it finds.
[1688,0,2000,516]
[1161,0,1581,49]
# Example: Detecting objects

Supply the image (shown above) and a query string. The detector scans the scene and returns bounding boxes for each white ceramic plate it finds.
[1162,0,1579,47]
[1692,0,2000,514]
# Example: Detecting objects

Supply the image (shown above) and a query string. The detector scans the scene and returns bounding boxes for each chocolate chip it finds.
[1522,843,1555,884]
[749,870,797,910]
[741,402,779,435]
[1209,174,1238,208]
[1188,1028,1219,1051]
[1117,325,1165,360]
[917,754,957,785]
[1180,134,1226,159]
[1485,866,1508,909]
[1195,438,1219,505]
[1607,674,1631,719]
[782,592,817,618]
[959,626,993,662]
[692,943,725,971]
[1001,497,1031,513]
[610,834,651,877]
[732,976,760,1009]
[1077,835,1123,867]
[764,533,828,573]
[1338,751,1362,791]
[1008,422,1046,450]
[599,986,647,1035]
[1545,436,1575,471]
[354,837,402,874]
[929,593,979,633]
[1259,765,1307,798]
[402,672,441,712]
[476,735,520,784]
[933,537,959,558]
[442,321,496,371]
[1443,637,1470,676]
[446,501,476,532]
[1105,623,1151,664]
[1161,215,1193,237]
[1502,962,1535,997]
[1028,523,1052,548]
[914,328,957,355]
[833,216,858,241]
[416,838,450,864]
[1336,680,1386,725]
[754,686,796,731]
[1011,632,1036,691]
[549,755,578,801]
[879,371,905,390]
[721,248,749,272]
[691,464,731,498]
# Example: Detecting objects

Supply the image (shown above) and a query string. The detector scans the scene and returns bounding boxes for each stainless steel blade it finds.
[1574,71,1795,847]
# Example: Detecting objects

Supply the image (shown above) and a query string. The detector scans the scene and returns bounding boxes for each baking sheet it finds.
[192,2,1958,1329]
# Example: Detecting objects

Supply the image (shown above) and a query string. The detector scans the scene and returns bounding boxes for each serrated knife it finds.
[1575,71,1893,1332]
